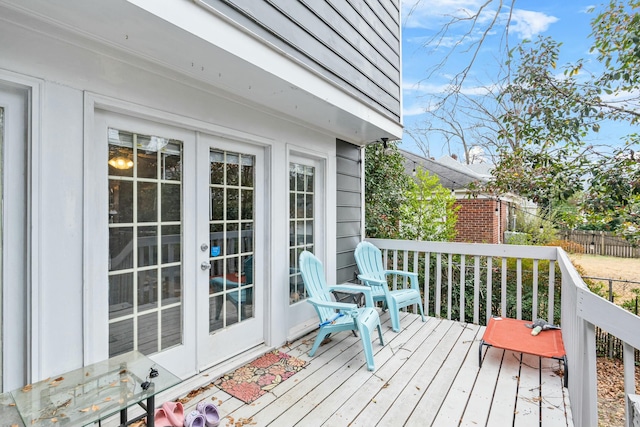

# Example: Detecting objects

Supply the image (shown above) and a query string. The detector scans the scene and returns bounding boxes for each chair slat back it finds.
[299,251,335,321]
[354,241,386,281]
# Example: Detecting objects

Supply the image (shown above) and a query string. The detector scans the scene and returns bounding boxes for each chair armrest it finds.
[330,283,375,307]
[385,270,418,279]
[385,270,420,291]
[357,275,392,304]
[307,298,358,314]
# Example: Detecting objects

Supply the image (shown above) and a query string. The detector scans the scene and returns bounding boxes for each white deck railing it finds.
[367,238,640,427]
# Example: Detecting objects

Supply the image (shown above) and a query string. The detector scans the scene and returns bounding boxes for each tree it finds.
[400,168,458,241]
[364,142,412,238]
[492,0,640,242]
[584,150,640,244]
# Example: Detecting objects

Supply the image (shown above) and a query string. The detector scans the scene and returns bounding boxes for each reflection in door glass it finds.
[208,150,255,333]
[289,163,314,304]
[107,128,183,357]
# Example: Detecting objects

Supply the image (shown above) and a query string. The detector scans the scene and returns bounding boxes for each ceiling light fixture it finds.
[109,157,134,170]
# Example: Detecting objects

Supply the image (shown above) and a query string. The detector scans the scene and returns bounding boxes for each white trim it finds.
[0,69,43,384]
[82,92,97,366]
[286,144,329,333]
[360,145,366,240]
[130,0,401,138]
[83,93,275,373]
[287,144,329,264]
[85,93,275,148]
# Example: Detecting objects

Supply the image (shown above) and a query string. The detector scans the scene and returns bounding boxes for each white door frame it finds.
[0,70,42,391]
[84,93,274,377]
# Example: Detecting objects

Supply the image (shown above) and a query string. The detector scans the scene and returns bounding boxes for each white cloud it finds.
[403,105,430,116]
[402,0,491,30]
[403,80,450,94]
[508,9,559,39]
[402,0,558,40]
[468,146,487,163]
[403,79,495,96]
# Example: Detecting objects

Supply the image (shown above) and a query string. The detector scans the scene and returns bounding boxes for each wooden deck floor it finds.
[181,312,573,427]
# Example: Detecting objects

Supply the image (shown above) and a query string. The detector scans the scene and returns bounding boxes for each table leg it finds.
[147,395,155,427]
[120,407,127,426]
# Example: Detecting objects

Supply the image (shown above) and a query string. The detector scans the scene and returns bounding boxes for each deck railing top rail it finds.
[367,238,558,260]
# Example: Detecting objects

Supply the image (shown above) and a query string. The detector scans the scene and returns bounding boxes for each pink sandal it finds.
[153,407,172,427]
[162,401,184,426]
[196,400,220,427]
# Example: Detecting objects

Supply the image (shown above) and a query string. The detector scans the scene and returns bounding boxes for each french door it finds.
[92,111,264,377]
[195,135,264,370]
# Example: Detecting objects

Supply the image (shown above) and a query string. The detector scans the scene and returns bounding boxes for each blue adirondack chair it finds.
[299,251,384,371]
[354,241,426,332]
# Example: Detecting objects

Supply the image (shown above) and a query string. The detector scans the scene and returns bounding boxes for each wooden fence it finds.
[560,229,639,258]
[596,327,640,363]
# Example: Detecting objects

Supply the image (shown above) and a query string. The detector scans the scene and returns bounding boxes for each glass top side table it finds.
[11,351,180,426]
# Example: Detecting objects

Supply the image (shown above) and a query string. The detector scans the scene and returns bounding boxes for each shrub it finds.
[546,239,584,254]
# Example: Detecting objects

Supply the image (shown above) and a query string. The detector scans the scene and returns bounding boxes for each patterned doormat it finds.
[214,350,307,404]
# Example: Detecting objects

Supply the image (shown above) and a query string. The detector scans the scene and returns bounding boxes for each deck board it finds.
[354,319,460,426]
[514,352,545,423]
[406,323,481,426]
[430,325,485,425]
[298,314,434,426]
[459,343,503,426]
[168,313,572,427]
[486,349,522,425]
[540,357,570,426]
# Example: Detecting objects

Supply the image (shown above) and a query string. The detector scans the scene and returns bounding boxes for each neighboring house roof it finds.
[465,162,494,177]
[399,149,489,190]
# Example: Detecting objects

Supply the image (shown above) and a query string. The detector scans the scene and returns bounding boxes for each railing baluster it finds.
[382,248,388,270]
[436,253,442,318]
[474,255,480,325]
[532,259,539,321]
[411,250,418,313]
[447,253,453,320]
[548,260,555,324]
[501,257,507,317]
[403,250,409,291]
[624,343,636,423]
[517,258,522,320]
[435,252,442,317]
[392,249,398,291]
[424,252,430,317]
[460,254,466,323]
[486,256,493,324]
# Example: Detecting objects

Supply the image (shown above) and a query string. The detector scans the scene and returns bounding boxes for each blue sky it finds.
[399,0,633,161]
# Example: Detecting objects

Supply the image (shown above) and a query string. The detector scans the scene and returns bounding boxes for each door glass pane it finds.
[108,128,183,357]
[289,162,314,304]
[208,150,255,332]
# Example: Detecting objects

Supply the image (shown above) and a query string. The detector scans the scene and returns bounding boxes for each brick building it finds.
[400,149,521,244]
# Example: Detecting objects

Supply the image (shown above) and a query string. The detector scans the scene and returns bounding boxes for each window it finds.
[207,150,255,331]
[107,129,183,356]
[289,163,315,304]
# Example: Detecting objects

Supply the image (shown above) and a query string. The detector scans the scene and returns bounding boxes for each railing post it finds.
[609,279,614,303]
[624,344,636,427]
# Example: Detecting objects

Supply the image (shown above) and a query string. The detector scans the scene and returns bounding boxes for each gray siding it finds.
[198,0,401,122]
[336,139,362,283]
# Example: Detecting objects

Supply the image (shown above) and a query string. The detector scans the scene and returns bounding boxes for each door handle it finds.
[201,262,211,271]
